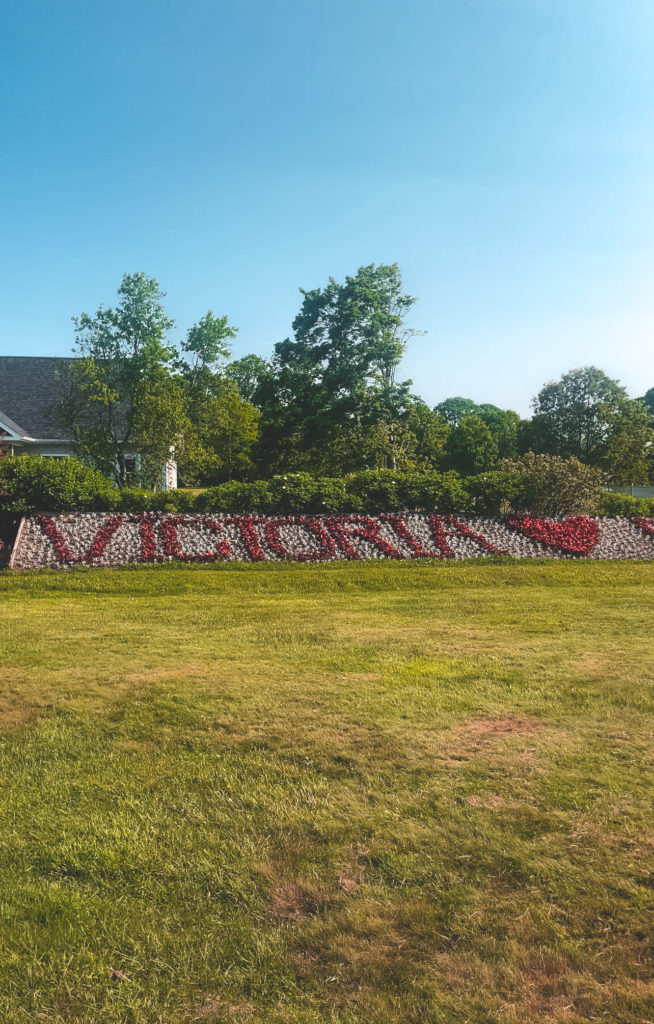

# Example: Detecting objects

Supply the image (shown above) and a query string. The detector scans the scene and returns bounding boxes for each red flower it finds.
[158,515,230,561]
[263,517,335,560]
[506,515,599,556]
[325,515,403,559]
[632,516,654,538]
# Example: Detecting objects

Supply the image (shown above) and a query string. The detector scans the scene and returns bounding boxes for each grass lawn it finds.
[0,560,652,1024]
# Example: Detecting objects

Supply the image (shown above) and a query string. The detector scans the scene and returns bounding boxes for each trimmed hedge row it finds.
[1,456,653,517]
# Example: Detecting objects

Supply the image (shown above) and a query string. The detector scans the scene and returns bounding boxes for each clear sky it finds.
[1,0,653,415]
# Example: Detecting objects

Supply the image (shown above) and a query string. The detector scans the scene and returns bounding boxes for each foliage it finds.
[127,369,191,489]
[530,366,631,465]
[60,272,181,487]
[393,470,470,513]
[197,471,470,515]
[15,451,654,521]
[640,386,654,420]
[196,480,273,513]
[403,400,451,467]
[500,453,601,516]
[464,470,524,516]
[0,455,118,513]
[175,311,260,486]
[602,397,654,485]
[261,264,423,472]
[112,488,197,513]
[178,378,260,486]
[435,400,520,459]
[225,354,272,407]
[179,310,237,378]
[13,262,654,497]
[446,415,498,475]
[434,396,479,425]
[475,404,521,459]
[596,491,654,516]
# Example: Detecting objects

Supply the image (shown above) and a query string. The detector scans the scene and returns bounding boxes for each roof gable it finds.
[0,408,27,439]
[0,357,76,440]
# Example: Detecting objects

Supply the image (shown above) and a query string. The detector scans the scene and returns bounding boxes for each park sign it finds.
[8,512,654,569]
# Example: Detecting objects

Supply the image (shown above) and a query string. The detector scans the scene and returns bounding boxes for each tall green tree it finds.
[475,404,521,459]
[435,398,520,458]
[225,354,272,407]
[446,415,498,475]
[639,387,654,421]
[176,313,259,484]
[263,263,422,471]
[404,400,451,469]
[61,273,183,487]
[529,366,627,464]
[177,379,259,485]
[603,399,653,485]
[529,366,654,480]
[434,397,479,426]
[178,311,237,383]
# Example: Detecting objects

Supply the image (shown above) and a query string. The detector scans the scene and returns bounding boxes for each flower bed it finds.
[8,513,654,569]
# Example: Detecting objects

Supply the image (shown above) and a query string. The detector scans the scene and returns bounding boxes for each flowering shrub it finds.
[8,513,654,569]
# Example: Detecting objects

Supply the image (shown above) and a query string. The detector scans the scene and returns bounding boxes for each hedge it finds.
[2,455,654,518]
[596,491,654,517]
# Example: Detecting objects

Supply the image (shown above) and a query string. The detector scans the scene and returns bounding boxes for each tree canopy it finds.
[53,269,654,490]
[60,274,258,488]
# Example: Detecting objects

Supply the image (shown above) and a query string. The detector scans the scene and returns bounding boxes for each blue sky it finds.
[1,0,653,414]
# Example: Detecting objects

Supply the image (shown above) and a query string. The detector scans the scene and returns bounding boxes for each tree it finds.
[475,404,521,459]
[403,400,451,469]
[129,370,191,489]
[435,398,520,458]
[530,366,627,464]
[603,399,653,485]
[178,378,259,485]
[225,354,272,407]
[178,311,237,384]
[176,313,259,485]
[61,273,181,487]
[639,387,654,421]
[446,415,498,476]
[434,397,478,426]
[264,263,422,471]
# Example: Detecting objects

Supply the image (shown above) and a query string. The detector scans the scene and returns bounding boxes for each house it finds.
[0,356,177,489]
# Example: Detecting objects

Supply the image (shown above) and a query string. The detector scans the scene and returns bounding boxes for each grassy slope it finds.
[0,560,652,1024]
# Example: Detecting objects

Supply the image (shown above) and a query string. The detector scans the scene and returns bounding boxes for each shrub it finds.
[197,480,273,513]
[394,471,470,513]
[465,471,525,517]
[0,455,119,513]
[310,477,349,513]
[111,488,195,513]
[597,492,654,517]
[342,470,400,513]
[499,454,601,517]
[0,456,199,515]
[265,474,322,513]
[4,454,639,520]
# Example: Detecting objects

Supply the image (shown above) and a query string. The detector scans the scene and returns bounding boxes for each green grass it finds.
[0,560,652,1024]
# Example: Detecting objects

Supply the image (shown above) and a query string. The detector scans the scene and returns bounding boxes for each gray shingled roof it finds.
[0,357,78,439]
